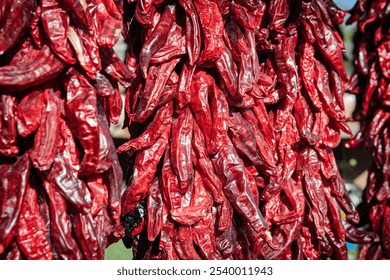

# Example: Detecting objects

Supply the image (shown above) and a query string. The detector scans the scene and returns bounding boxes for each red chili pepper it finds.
[208,77,229,154]
[230,2,256,31]
[191,176,222,259]
[160,143,180,213]
[190,70,213,150]
[268,0,289,33]
[158,204,179,260]
[41,6,76,64]
[44,149,92,213]
[176,63,195,112]
[192,121,224,203]
[149,25,186,64]
[94,113,115,173]
[172,226,202,260]
[135,0,157,27]
[117,101,173,155]
[347,0,390,260]
[0,95,18,156]
[29,89,59,171]
[61,0,93,30]
[92,0,123,48]
[102,156,123,222]
[65,69,100,175]
[16,90,44,138]
[213,138,269,236]
[134,57,180,122]
[170,107,194,195]
[121,122,171,216]
[0,0,126,260]
[0,44,66,91]
[119,0,367,260]
[139,4,177,78]
[101,86,123,125]
[298,41,323,111]
[194,0,224,64]
[215,44,239,99]
[146,178,163,241]
[178,0,201,65]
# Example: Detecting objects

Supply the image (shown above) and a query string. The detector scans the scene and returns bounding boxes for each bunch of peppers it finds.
[0,0,127,259]
[346,0,390,260]
[119,0,376,260]
[0,0,384,260]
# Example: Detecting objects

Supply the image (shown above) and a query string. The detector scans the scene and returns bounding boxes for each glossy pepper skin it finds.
[346,0,390,260]
[120,0,368,260]
[0,0,126,259]
[0,0,36,56]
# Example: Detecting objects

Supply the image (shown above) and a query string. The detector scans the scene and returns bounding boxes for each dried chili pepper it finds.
[65,69,100,175]
[0,43,66,91]
[0,0,36,56]
[139,4,177,78]
[28,89,59,171]
[16,181,54,260]
[0,0,125,259]
[0,154,30,255]
[0,95,18,156]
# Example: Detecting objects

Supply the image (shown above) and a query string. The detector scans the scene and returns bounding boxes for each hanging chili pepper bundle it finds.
[0,0,126,259]
[119,0,373,260]
[346,0,390,260]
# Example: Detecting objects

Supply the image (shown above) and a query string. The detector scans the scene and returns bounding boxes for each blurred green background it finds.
[104,241,132,260]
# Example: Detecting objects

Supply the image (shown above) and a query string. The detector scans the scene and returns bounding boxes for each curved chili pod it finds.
[212,138,268,236]
[60,0,92,30]
[209,78,229,154]
[190,70,213,149]
[170,107,194,195]
[178,0,201,65]
[16,90,44,138]
[102,158,123,223]
[16,182,54,260]
[192,121,224,203]
[176,63,196,112]
[228,110,265,167]
[134,58,180,123]
[86,174,108,217]
[135,0,157,27]
[0,95,18,156]
[71,209,112,260]
[172,226,202,260]
[139,4,177,78]
[29,89,59,171]
[44,150,92,213]
[149,24,186,64]
[121,123,171,216]
[0,154,30,254]
[0,0,36,56]
[147,178,163,241]
[41,7,76,64]
[65,70,100,175]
